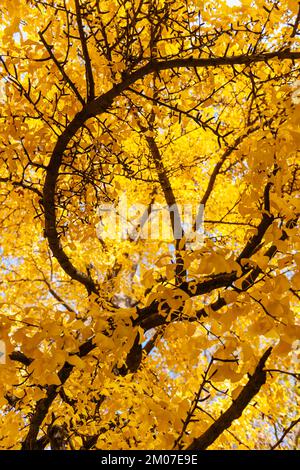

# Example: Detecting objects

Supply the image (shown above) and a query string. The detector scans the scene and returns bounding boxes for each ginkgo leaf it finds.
[67,355,85,369]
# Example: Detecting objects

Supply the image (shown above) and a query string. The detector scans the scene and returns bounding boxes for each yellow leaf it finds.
[68,355,85,369]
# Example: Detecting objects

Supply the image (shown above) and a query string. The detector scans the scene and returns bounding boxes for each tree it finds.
[0,0,299,450]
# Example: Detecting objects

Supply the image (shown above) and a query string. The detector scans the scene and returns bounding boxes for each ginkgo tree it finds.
[0,0,299,450]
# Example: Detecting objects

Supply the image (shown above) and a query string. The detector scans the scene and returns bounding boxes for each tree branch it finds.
[9,350,33,367]
[270,417,300,450]
[74,0,95,101]
[38,28,84,105]
[21,337,96,449]
[186,347,272,450]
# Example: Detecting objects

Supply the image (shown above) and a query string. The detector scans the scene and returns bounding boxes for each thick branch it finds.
[186,347,272,450]
[150,51,300,73]
[43,109,98,294]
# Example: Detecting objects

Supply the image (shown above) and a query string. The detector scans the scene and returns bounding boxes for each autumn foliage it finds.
[0,0,299,450]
